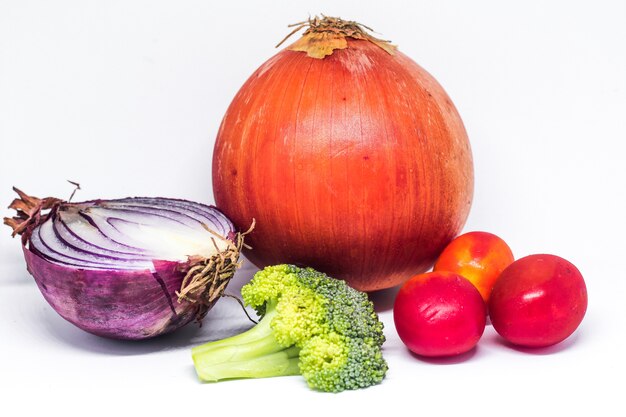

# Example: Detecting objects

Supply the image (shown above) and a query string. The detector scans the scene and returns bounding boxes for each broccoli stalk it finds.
[191,264,388,392]
[192,302,301,381]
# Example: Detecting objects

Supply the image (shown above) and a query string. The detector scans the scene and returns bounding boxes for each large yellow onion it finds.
[212,17,473,291]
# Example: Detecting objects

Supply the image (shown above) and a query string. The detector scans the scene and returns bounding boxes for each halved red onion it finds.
[4,188,248,340]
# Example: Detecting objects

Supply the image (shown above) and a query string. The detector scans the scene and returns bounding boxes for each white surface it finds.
[1,0,625,415]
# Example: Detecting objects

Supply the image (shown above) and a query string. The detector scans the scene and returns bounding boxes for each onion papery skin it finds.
[213,36,473,291]
[24,246,199,340]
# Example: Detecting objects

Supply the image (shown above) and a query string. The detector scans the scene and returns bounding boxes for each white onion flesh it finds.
[29,197,235,271]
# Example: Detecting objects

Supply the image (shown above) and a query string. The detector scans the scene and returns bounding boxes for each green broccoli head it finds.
[241,264,328,347]
[299,333,388,392]
[191,264,388,392]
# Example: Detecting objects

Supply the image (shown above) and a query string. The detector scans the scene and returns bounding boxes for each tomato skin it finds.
[489,254,588,348]
[393,271,486,357]
[434,231,514,303]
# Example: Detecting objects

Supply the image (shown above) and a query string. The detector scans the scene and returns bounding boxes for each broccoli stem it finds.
[192,300,278,357]
[192,301,302,382]
[194,346,301,382]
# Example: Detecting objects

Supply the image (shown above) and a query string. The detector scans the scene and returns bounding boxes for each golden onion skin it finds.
[213,34,473,292]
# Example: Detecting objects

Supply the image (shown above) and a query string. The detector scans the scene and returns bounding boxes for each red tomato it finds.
[434,231,514,303]
[393,271,486,357]
[489,254,588,348]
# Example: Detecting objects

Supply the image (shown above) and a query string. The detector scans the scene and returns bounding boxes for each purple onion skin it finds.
[23,245,206,340]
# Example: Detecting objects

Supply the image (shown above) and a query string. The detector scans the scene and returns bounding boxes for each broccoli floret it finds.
[191,264,388,392]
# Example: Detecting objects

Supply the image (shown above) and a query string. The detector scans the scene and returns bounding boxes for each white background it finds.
[1,1,625,415]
